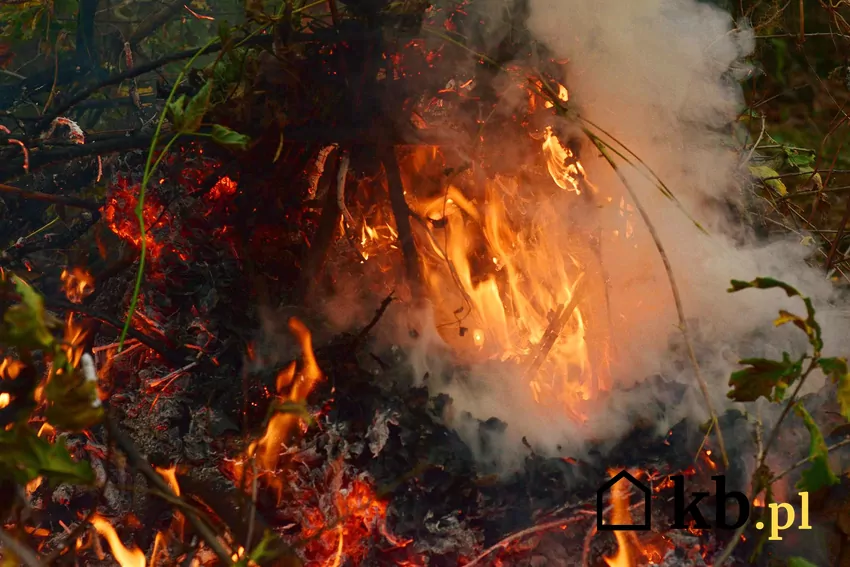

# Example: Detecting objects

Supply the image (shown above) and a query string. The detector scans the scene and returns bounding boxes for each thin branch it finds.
[464,512,594,567]
[103,413,236,566]
[353,292,395,345]
[588,133,729,468]
[37,34,274,130]
[0,182,101,210]
[772,436,850,483]
[44,297,189,366]
[0,528,45,567]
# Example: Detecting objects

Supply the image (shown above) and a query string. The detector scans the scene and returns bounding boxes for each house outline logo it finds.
[596,470,651,531]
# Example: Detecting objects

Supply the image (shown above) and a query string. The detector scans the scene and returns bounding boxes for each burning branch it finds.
[379,145,423,294]
[588,133,729,469]
[523,273,587,385]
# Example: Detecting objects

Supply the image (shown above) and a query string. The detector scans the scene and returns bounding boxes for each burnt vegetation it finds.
[0,0,849,566]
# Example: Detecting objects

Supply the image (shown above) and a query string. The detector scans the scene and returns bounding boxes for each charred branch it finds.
[379,145,423,294]
[0,183,101,211]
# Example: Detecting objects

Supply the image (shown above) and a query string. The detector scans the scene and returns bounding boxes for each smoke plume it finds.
[302,0,850,470]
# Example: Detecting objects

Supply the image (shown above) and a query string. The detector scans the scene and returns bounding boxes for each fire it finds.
[603,471,639,567]
[246,317,322,472]
[404,142,600,412]
[61,267,95,303]
[227,317,325,502]
[155,465,185,539]
[62,313,89,368]
[544,83,570,108]
[300,468,411,566]
[90,514,146,567]
[542,127,589,194]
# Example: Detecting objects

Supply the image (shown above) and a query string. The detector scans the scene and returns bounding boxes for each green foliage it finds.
[211,124,251,150]
[728,277,846,497]
[748,164,787,196]
[0,272,100,492]
[794,405,839,492]
[0,426,93,486]
[729,353,804,403]
[728,277,822,352]
[787,559,820,567]
[1,276,60,350]
[167,81,212,134]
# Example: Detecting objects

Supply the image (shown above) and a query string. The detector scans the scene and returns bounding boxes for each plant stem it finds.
[117,37,218,350]
[589,133,729,468]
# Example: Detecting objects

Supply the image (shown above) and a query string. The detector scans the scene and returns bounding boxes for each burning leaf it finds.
[0,425,94,486]
[210,124,251,150]
[1,276,58,350]
[818,357,850,421]
[728,354,803,403]
[728,278,823,352]
[794,404,839,493]
[748,165,787,196]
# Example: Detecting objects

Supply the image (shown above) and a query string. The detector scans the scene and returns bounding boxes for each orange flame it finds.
[91,514,146,567]
[155,465,185,539]
[228,317,325,503]
[403,145,599,411]
[603,470,640,567]
[60,267,95,304]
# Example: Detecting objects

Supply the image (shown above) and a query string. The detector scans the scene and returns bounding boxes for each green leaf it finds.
[788,558,820,567]
[180,80,212,134]
[728,353,804,403]
[1,276,57,350]
[0,426,94,486]
[818,357,850,421]
[166,94,187,130]
[783,148,816,169]
[210,124,251,150]
[794,404,839,493]
[728,278,822,352]
[749,165,787,196]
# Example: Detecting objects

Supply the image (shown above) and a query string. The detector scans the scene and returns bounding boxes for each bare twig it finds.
[0,182,101,210]
[589,133,729,468]
[353,292,396,345]
[464,512,595,567]
[772,437,850,483]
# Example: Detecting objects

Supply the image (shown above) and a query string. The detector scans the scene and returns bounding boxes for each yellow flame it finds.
[544,83,570,108]
[603,470,641,567]
[61,267,95,304]
[91,514,146,567]
[406,148,595,410]
[542,127,586,194]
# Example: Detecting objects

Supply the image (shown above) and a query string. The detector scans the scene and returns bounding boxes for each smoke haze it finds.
[299,0,850,469]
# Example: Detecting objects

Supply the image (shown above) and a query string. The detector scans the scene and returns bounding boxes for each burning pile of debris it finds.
[1,0,850,565]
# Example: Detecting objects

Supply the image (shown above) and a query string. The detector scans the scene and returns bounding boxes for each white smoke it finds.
[304,0,850,469]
